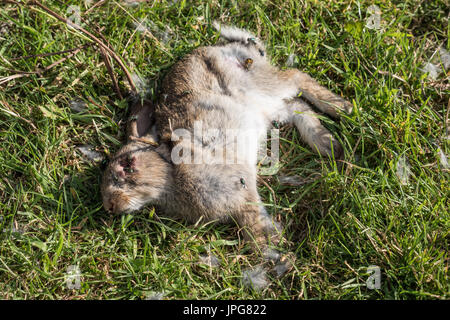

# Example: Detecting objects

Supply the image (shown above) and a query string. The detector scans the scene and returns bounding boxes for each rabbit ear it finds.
[127,99,159,145]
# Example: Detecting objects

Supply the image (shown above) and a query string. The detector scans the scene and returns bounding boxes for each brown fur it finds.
[101,24,352,253]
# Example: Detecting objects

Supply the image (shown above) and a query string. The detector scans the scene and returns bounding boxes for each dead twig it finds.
[0,99,38,131]
[0,44,89,85]
[39,44,88,73]
[99,46,123,100]
[0,74,27,85]
[84,0,107,15]
[87,96,111,114]
[28,0,137,93]
[10,44,89,62]
[257,176,277,214]
[1,0,21,4]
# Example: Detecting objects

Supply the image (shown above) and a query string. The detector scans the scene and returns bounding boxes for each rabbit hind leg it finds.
[287,99,344,158]
[279,69,353,118]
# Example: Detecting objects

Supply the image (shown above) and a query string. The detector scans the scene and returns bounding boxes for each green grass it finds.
[0,0,448,299]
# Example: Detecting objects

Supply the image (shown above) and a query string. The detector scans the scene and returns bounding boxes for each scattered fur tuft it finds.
[213,21,257,43]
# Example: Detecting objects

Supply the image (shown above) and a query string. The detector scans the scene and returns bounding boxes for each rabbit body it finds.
[101,24,352,246]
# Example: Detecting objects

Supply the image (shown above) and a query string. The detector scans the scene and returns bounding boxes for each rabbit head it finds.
[101,100,173,214]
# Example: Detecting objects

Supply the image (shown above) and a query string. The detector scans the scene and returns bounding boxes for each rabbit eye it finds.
[111,173,126,188]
